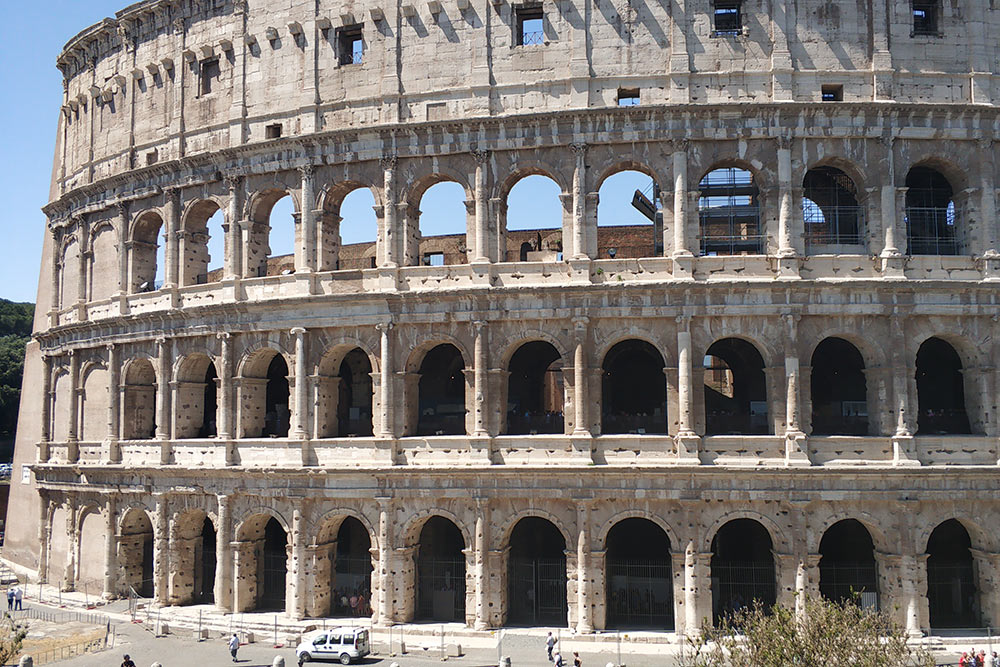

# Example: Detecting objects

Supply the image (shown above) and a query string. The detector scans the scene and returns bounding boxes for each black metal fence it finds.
[606,558,674,630]
[508,558,567,626]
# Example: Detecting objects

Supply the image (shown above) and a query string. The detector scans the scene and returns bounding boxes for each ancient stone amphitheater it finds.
[6,0,999,639]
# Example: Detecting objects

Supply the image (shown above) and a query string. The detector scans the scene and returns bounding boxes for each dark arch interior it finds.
[416,517,467,622]
[259,517,287,610]
[121,511,155,598]
[508,518,567,626]
[333,517,373,617]
[200,363,218,438]
[417,344,466,436]
[818,520,878,608]
[606,519,673,630]
[704,338,768,435]
[507,341,564,435]
[927,519,980,628]
[602,340,667,434]
[810,338,868,435]
[197,517,216,604]
[802,167,863,247]
[699,167,762,255]
[338,349,374,436]
[264,355,290,437]
[905,166,958,255]
[915,337,970,435]
[710,519,775,623]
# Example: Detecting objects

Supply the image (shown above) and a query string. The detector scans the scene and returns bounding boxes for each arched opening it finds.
[699,167,762,255]
[417,181,468,266]
[810,338,868,435]
[905,166,959,255]
[416,344,466,436]
[238,350,291,439]
[331,517,373,617]
[916,337,970,435]
[247,190,296,277]
[703,338,769,435]
[198,516,217,604]
[605,518,673,630]
[507,517,567,626]
[802,167,864,250]
[416,517,467,622]
[601,340,667,434]
[926,519,980,628]
[336,187,379,270]
[818,520,879,609]
[175,354,218,439]
[131,212,164,293]
[506,175,563,262]
[710,519,776,624]
[120,509,154,598]
[260,517,288,611]
[89,225,120,301]
[182,200,225,285]
[597,170,662,258]
[122,359,157,440]
[264,355,290,437]
[506,341,564,435]
[337,349,374,437]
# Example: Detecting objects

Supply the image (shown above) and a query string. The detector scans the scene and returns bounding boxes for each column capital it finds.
[223,173,244,191]
[572,315,589,330]
[471,148,490,164]
[570,142,588,156]
[380,154,398,170]
[376,321,394,333]
[668,138,690,154]
[298,163,315,178]
[290,326,306,336]
[217,331,231,341]
[776,134,793,151]
[473,320,488,332]
[676,314,691,329]
[114,201,129,219]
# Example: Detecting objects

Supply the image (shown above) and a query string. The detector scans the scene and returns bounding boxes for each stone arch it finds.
[247,185,301,224]
[702,509,790,554]
[495,162,569,201]
[180,198,225,286]
[918,515,994,555]
[80,361,109,442]
[174,353,219,439]
[246,184,300,278]
[697,327,779,371]
[593,158,666,194]
[129,210,164,293]
[596,509,680,550]
[497,508,574,551]
[803,325,888,370]
[76,503,106,594]
[594,329,673,367]
[118,506,154,598]
[698,157,766,188]
[898,154,969,192]
[910,330,983,370]
[399,508,473,550]
[498,331,571,369]
[233,508,290,613]
[403,335,471,374]
[170,508,217,605]
[318,180,384,214]
[237,343,294,378]
[310,509,377,618]
[316,339,380,376]
[122,357,157,440]
[60,235,83,307]
[809,510,892,555]
[234,507,291,540]
[804,156,871,194]
[403,169,474,208]
[315,342,376,438]
[311,508,379,549]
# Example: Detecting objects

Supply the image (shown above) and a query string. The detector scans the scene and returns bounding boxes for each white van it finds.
[295,627,370,665]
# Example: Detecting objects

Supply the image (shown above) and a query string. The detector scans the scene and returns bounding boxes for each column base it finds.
[568,258,592,284]
[880,253,906,279]
[775,255,800,279]
[671,253,695,281]
[891,435,920,467]
[982,252,1000,281]
[675,432,702,464]
[468,436,493,465]
[570,433,595,462]
[470,261,491,286]
[784,431,811,466]
[376,266,399,290]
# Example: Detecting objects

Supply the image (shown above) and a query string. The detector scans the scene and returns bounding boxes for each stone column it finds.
[224,175,244,280]
[156,339,172,464]
[103,498,118,598]
[106,344,121,463]
[888,317,917,464]
[39,355,51,461]
[672,144,692,257]
[902,554,928,636]
[163,187,181,288]
[676,317,700,461]
[290,328,309,440]
[979,139,1000,277]
[572,317,589,435]
[289,508,306,619]
[217,333,234,461]
[473,321,488,436]
[776,139,795,258]
[153,497,169,605]
[67,351,80,462]
[214,494,233,611]
[62,501,77,591]
[784,316,808,464]
[50,230,63,324]
[682,540,701,637]
[474,499,490,630]
[37,493,52,584]
[971,549,1000,628]
[299,166,316,273]
[376,498,393,624]
[574,502,593,633]
[571,144,589,259]
[116,203,130,296]
[381,156,398,267]
[376,323,394,437]
[472,150,490,263]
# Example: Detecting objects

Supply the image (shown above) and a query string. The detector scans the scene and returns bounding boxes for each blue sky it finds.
[0,2,652,303]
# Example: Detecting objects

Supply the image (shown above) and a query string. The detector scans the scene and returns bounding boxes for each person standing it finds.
[121,654,136,667]
[5,587,12,611]
[573,651,582,667]
[546,632,556,662]
[13,585,22,611]
[229,633,240,662]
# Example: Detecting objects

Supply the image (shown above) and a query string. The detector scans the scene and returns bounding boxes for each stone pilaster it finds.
[103,498,117,598]
[214,495,233,611]
[575,501,594,633]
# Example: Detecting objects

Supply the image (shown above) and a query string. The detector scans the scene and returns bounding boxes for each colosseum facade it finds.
[6,0,1000,639]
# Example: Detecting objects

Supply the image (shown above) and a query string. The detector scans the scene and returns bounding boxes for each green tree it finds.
[681,597,936,667]
[0,612,27,665]
[0,300,35,452]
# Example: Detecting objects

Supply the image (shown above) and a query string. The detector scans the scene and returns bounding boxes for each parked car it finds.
[295,627,370,665]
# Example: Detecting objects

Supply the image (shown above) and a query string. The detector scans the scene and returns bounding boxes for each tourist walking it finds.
[573,651,582,667]
[545,632,555,661]
[121,654,136,667]
[229,633,240,662]
[13,585,22,610]
[5,588,11,611]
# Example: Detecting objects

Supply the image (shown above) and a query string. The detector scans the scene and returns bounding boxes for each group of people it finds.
[960,649,998,667]
[5,584,22,611]
[545,632,582,667]
[333,589,370,617]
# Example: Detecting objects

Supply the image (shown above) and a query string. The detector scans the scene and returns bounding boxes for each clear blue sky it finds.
[0,2,652,303]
